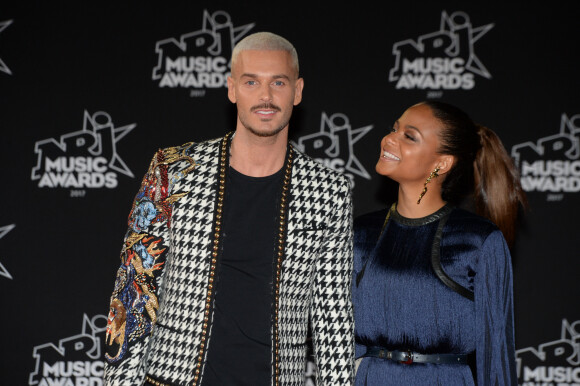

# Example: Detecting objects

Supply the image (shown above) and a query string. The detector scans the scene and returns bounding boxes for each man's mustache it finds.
[251,103,281,112]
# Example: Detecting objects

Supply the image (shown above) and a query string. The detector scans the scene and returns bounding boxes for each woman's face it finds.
[375,103,446,185]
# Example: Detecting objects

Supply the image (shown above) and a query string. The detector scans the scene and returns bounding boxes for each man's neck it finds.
[229,129,289,177]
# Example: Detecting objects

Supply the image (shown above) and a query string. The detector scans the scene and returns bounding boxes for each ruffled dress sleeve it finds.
[475,229,518,385]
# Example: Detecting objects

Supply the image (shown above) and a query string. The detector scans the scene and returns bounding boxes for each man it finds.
[103,31,354,386]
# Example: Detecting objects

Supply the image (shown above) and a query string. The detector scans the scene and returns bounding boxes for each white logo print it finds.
[0,224,15,280]
[291,112,373,187]
[29,314,107,385]
[152,10,254,95]
[389,11,493,91]
[511,113,580,200]
[516,319,580,384]
[0,19,13,75]
[31,110,136,193]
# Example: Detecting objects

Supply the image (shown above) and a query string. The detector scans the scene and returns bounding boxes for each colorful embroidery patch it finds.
[105,144,195,363]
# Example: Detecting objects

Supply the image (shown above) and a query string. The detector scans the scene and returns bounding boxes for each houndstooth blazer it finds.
[103,133,355,386]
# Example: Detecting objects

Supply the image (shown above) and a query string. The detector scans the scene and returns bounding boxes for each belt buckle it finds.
[399,350,413,365]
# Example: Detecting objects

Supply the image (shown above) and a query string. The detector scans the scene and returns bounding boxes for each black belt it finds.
[364,346,468,365]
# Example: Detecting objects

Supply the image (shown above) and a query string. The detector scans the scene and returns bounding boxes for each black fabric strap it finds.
[355,204,396,286]
[430,212,475,301]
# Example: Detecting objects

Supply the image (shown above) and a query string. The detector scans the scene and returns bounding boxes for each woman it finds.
[352,101,527,385]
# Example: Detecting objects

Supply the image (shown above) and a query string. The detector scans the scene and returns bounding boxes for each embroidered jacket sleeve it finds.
[103,145,195,385]
[311,176,355,385]
[475,229,518,385]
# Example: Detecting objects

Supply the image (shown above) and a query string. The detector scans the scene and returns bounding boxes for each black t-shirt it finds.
[201,166,283,385]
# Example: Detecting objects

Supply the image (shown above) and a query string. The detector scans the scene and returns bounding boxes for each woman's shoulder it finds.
[447,206,501,238]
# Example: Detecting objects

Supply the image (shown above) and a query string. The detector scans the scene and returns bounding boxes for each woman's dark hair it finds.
[422,100,527,246]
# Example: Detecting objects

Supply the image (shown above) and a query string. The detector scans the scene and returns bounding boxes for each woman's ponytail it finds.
[473,125,528,246]
[423,100,528,247]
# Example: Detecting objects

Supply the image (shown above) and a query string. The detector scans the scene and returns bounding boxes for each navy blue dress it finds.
[352,204,517,385]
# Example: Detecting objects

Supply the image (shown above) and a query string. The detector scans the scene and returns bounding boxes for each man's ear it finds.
[227,76,236,103]
[293,78,304,106]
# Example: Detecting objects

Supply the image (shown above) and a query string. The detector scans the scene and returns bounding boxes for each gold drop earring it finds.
[417,166,440,204]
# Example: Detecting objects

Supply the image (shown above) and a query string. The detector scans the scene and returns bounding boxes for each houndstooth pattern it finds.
[104,136,354,386]
[280,153,355,385]
[143,137,222,385]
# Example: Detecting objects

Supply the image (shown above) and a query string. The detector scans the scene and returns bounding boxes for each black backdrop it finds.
[1,2,579,385]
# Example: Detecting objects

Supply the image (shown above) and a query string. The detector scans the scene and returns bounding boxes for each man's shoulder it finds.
[146,135,224,179]
[160,135,223,157]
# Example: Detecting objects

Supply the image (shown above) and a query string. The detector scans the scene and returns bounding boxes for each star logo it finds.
[0,224,15,279]
[511,113,580,197]
[389,11,494,90]
[292,112,373,183]
[512,113,580,167]
[81,110,136,178]
[29,314,107,385]
[438,11,494,79]
[31,110,136,189]
[0,19,13,75]
[516,318,580,379]
[152,9,254,90]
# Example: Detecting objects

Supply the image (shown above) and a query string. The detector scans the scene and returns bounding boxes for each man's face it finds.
[227,50,304,137]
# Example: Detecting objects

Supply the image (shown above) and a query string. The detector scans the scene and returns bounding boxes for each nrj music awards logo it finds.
[511,113,580,201]
[0,19,13,75]
[516,319,580,385]
[291,112,373,188]
[0,224,15,280]
[389,11,493,92]
[152,10,254,96]
[29,314,107,386]
[31,111,136,194]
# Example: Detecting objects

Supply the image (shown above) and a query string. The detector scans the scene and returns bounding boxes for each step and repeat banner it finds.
[1,2,579,385]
